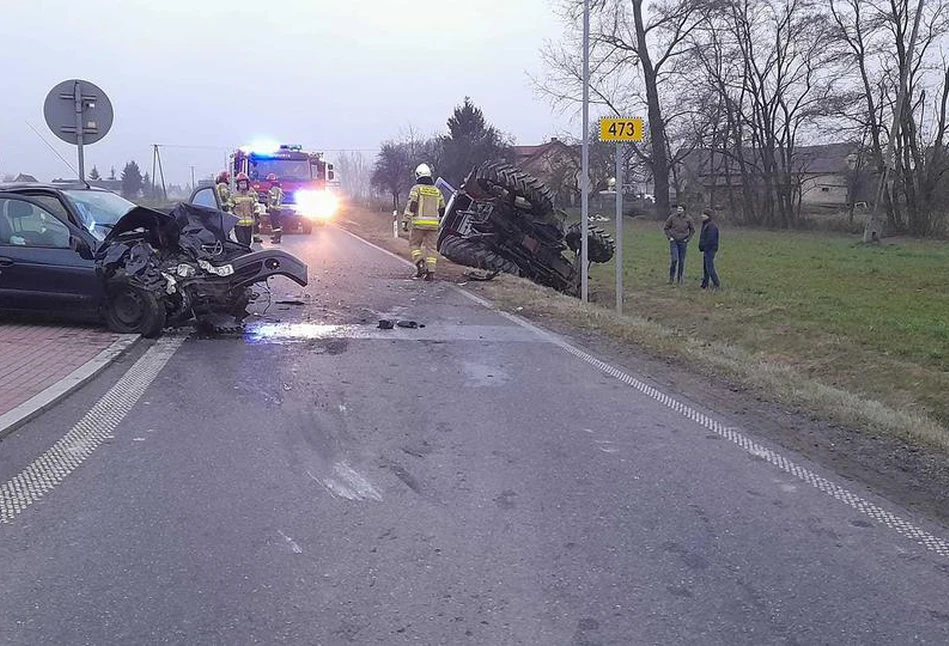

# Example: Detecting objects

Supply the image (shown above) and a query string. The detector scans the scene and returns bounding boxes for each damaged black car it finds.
[0,184,307,337]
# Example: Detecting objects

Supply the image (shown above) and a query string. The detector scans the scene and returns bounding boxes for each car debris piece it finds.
[436,161,615,297]
[276,300,306,306]
[462,269,499,282]
[378,319,395,330]
[396,320,419,329]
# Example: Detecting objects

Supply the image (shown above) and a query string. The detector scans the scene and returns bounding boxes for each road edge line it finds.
[0,334,141,442]
[339,226,949,560]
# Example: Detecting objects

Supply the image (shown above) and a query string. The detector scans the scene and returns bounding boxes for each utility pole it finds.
[151,145,158,197]
[190,165,196,190]
[864,0,924,243]
[581,0,591,302]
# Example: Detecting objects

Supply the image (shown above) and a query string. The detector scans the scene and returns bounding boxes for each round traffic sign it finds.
[43,79,113,145]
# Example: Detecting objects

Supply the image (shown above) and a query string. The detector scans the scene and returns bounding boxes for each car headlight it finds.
[294,190,339,220]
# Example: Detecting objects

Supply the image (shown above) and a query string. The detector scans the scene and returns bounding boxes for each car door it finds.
[0,195,103,314]
[189,186,221,210]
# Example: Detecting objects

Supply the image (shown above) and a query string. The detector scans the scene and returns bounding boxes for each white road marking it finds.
[277,530,303,554]
[493,307,949,560]
[307,462,382,502]
[0,335,187,524]
[340,227,949,561]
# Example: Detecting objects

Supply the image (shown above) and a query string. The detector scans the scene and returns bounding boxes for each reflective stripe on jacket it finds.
[403,183,445,230]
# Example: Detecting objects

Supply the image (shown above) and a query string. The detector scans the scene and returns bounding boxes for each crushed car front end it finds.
[95,203,308,336]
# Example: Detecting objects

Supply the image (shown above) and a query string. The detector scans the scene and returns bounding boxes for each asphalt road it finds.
[2,224,949,645]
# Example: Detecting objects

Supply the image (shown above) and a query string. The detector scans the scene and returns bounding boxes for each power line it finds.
[154,143,380,153]
[25,120,77,175]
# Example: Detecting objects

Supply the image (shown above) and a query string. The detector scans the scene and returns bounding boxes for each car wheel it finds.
[106,283,166,338]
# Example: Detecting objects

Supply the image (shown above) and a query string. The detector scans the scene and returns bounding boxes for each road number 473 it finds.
[600,118,644,142]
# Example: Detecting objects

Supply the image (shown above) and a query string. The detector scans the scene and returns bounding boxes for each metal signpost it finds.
[599,117,644,314]
[581,0,591,302]
[43,79,113,183]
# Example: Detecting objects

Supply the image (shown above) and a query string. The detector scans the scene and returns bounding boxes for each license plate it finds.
[198,260,235,277]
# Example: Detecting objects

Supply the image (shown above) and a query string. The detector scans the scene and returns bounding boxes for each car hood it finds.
[103,202,239,254]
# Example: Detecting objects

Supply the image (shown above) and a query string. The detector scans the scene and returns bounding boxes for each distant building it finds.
[796,143,863,206]
[680,142,871,208]
[12,173,38,183]
[511,138,582,207]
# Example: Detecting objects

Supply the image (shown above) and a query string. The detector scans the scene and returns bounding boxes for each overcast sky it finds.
[0,0,577,186]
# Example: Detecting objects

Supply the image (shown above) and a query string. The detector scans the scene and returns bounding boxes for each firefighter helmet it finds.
[236,172,250,183]
[266,173,278,182]
[216,172,230,184]
[415,163,432,179]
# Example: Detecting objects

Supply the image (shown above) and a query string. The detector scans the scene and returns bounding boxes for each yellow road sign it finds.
[599,118,644,142]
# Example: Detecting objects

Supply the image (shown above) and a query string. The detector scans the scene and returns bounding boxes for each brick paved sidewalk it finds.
[0,323,124,418]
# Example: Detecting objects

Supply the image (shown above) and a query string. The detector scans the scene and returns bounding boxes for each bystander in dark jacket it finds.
[698,208,721,289]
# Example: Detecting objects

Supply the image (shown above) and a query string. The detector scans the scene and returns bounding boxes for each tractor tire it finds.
[474,161,555,215]
[438,234,521,276]
[105,282,167,338]
[565,223,616,263]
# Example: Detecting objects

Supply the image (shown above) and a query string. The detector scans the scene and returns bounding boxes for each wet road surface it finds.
[2,225,949,644]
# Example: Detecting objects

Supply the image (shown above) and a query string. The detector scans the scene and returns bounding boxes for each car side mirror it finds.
[71,236,94,259]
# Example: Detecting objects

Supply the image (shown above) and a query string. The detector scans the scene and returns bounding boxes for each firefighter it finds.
[266,173,285,244]
[231,172,258,246]
[402,163,445,281]
[215,172,232,212]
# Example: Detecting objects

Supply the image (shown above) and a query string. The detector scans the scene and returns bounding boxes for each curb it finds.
[0,334,141,442]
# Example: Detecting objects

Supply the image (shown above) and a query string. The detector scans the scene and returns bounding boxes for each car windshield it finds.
[248,159,312,181]
[63,190,136,241]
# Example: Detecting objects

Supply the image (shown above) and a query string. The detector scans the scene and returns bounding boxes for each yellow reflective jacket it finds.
[215,182,232,211]
[232,190,259,226]
[268,185,284,211]
[403,182,445,230]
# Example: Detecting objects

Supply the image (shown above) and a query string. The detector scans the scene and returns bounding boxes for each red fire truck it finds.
[231,144,339,234]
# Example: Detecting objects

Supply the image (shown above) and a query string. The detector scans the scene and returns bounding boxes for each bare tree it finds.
[371,142,412,211]
[831,0,949,237]
[370,129,444,211]
[335,151,373,203]
[538,0,712,218]
[683,0,849,227]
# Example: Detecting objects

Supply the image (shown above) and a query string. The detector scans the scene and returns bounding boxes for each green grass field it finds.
[589,219,949,426]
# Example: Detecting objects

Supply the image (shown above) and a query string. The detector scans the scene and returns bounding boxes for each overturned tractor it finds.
[436,161,615,297]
